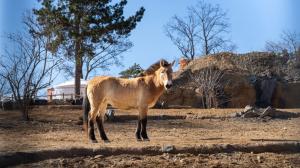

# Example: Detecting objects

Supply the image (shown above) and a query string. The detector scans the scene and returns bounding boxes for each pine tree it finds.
[119,63,144,78]
[34,0,145,100]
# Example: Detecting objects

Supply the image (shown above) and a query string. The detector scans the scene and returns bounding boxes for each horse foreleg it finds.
[139,107,149,141]
[135,119,142,141]
[141,118,149,141]
[96,115,109,143]
[88,115,97,143]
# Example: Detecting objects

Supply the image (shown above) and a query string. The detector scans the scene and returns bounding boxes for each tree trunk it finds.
[20,102,30,121]
[204,38,209,55]
[22,109,29,121]
[201,89,206,108]
[74,14,82,101]
[202,22,209,55]
[74,42,82,100]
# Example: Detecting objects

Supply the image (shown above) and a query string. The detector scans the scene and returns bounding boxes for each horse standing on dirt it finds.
[83,59,175,143]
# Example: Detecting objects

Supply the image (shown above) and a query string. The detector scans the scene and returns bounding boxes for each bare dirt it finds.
[1,107,300,167]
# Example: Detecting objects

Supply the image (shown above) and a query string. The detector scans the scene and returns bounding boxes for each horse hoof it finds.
[103,140,110,143]
[136,138,142,142]
[90,139,98,143]
[142,138,150,141]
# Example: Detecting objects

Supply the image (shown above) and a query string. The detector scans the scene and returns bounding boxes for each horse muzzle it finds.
[165,84,173,89]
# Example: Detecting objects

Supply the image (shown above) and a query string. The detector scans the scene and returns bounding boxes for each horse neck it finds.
[145,74,164,92]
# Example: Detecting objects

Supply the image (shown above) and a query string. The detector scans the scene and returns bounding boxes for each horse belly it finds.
[108,100,137,110]
[106,90,139,110]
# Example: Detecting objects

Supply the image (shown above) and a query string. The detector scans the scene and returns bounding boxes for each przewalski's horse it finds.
[83,59,175,143]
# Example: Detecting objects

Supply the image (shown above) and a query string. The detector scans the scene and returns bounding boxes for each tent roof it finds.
[53,79,88,88]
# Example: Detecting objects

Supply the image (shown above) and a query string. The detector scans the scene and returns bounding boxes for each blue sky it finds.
[0,0,299,87]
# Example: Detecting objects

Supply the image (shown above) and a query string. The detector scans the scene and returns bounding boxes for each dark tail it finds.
[82,87,90,129]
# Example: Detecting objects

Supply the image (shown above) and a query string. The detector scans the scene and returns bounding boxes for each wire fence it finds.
[0,93,85,102]
[0,93,85,111]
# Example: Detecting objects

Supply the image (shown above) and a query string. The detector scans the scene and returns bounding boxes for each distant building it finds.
[47,79,88,101]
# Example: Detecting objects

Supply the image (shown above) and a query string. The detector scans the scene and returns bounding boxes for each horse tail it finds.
[82,86,90,132]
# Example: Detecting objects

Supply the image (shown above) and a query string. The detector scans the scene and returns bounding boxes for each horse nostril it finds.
[166,84,172,89]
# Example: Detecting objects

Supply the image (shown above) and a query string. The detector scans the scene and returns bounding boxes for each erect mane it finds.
[139,59,170,76]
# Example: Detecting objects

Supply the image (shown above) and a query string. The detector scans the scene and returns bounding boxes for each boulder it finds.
[255,78,277,108]
[223,74,256,108]
[281,82,300,108]
[270,82,300,108]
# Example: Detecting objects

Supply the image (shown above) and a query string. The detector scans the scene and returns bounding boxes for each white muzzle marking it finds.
[164,80,172,87]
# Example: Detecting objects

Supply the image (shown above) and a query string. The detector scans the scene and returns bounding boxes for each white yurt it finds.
[50,79,88,100]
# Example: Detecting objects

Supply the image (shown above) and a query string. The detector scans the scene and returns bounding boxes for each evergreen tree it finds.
[119,63,143,78]
[34,0,145,99]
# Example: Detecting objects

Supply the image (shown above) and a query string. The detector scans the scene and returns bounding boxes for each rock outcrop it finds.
[159,52,300,108]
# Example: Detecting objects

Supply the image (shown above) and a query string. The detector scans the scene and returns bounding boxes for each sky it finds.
[0,0,299,89]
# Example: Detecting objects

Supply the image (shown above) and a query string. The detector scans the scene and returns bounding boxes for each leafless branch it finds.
[265,30,300,56]
[0,13,61,120]
[189,67,230,108]
[165,0,235,59]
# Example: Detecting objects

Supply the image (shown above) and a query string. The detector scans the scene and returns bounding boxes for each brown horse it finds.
[83,59,175,143]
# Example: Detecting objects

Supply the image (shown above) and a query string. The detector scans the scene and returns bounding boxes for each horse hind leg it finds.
[88,101,101,143]
[96,115,109,143]
[88,112,97,143]
[96,104,110,143]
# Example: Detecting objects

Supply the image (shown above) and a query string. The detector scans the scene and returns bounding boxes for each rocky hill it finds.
[159,52,300,108]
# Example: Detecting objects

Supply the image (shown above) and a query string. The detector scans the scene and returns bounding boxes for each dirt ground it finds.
[15,152,300,168]
[0,107,300,167]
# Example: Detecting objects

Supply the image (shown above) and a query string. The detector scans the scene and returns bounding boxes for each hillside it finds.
[160,52,300,108]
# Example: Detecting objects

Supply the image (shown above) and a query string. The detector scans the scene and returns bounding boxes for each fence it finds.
[0,93,84,103]
[47,93,84,102]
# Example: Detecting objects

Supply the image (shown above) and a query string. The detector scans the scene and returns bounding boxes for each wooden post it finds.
[62,93,64,101]
[50,92,53,102]
[47,88,54,103]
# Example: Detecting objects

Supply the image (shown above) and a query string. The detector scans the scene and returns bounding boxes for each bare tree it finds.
[165,14,198,60]
[165,0,235,59]
[297,46,300,62]
[0,76,9,101]
[0,15,60,120]
[190,67,229,108]
[265,30,300,56]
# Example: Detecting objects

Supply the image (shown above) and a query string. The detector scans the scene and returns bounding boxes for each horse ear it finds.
[160,60,167,67]
[160,60,163,67]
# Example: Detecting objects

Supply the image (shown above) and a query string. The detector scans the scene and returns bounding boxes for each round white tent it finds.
[51,79,88,100]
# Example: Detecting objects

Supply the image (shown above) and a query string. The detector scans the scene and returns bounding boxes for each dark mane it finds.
[139,59,169,76]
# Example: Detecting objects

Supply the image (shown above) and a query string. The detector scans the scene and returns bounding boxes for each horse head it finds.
[156,60,175,90]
